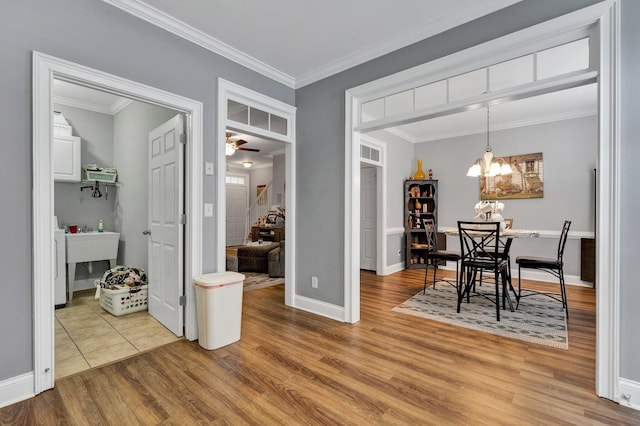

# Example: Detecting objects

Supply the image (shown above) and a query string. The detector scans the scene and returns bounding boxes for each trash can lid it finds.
[194,271,245,288]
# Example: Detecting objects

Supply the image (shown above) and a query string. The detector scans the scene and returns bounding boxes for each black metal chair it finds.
[475,219,514,291]
[515,220,571,318]
[421,218,460,294]
[457,221,514,321]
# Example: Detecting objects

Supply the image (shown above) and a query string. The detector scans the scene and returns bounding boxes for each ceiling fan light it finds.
[225,144,235,156]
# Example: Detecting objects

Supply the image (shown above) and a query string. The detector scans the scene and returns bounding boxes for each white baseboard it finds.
[293,294,345,322]
[0,372,34,409]
[619,378,640,411]
[381,262,405,276]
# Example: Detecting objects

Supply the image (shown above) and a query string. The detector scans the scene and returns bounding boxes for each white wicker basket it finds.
[99,283,148,316]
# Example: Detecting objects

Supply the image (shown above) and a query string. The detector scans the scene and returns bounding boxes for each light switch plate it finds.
[204,203,213,217]
[205,162,214,175]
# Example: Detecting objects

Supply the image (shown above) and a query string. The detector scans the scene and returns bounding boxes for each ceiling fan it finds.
[225,131,260,156]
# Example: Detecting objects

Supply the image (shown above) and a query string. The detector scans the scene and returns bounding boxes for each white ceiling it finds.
[103,0,522,88]
[56,1,596,167]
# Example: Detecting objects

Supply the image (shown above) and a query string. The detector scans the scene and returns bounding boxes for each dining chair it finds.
[457,221,513,321]
[515,220,571,318]
[476,218,514,290]
[421,218,460,294]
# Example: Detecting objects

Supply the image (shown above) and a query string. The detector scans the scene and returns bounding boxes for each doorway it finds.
[344,3,619,400]
[217,79,297,307]
[32,52,204,393]
[51,82,186,378]
[360,165,377,272]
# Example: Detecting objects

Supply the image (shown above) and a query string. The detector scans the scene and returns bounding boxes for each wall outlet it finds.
[311,276,318,289]
[204,203,213,217]
[204,162,214,175]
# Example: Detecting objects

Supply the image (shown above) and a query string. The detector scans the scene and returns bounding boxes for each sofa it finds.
[237,242,279,273]
[267,240,285,278]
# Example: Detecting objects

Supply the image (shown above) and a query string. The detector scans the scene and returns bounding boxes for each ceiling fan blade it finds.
[234,139,248,147]
[237,147,260,152]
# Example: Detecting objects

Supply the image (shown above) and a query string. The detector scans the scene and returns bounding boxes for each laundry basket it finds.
[98,283,148,316]
[95,266,148,316]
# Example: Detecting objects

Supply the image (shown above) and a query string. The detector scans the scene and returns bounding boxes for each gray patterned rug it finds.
[242,272,284,292]
[393,284,568,349]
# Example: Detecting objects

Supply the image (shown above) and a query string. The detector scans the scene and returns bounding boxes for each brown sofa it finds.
[237,242,279,273]
[267,240,285,278]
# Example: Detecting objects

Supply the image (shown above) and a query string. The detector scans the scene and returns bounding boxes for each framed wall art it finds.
[480,152,544,200]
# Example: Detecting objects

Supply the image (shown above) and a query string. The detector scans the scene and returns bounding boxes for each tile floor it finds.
[55,289,182,380]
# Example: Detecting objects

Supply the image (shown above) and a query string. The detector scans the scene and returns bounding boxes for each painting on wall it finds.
[480,152,544,200]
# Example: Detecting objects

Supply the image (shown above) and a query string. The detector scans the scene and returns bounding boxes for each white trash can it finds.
[194,271,245,350]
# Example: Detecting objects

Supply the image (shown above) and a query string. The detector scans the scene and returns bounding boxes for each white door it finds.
[226,183,248,246]
[148,115,184,336]
[360,166,377,271]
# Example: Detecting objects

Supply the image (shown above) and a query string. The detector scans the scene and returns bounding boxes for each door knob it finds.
[143,230,151,235]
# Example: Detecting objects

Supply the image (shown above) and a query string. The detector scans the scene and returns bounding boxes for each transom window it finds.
[360,37,591,125]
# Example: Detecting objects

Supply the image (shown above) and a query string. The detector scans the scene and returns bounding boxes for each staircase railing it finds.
[245,181,273,242]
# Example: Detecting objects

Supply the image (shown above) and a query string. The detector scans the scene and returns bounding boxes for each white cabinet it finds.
[53,135,81,182]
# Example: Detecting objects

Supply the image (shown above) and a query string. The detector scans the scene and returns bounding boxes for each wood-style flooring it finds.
[2,269,639,425]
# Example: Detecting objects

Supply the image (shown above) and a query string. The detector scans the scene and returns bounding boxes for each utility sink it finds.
[66,231,120,263]
[65,231,120,301]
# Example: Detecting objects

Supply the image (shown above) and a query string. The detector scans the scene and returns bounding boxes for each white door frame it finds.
[217,79,296,307]
[345,1,620,401]
[32,52,203,394]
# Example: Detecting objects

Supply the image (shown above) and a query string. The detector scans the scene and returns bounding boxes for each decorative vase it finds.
[413,159,426,180]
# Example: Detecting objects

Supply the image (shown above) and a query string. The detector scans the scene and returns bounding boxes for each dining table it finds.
[443,224,540,313]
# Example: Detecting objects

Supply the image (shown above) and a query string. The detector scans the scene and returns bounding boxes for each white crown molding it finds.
[53,94,112,115]
[406,109,598,143]
[409,108,597,143]
[53,94,133,116]
[110,97,134,114]
[101,0,295,88]
[102,0,518,90]
[295,0,522,88]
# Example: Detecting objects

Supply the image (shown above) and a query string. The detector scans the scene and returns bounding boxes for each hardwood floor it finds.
[2,269,639,425]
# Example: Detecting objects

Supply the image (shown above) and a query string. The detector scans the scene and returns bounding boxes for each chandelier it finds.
[466,106,512,177]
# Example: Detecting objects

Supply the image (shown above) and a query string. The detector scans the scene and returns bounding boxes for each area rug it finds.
[393,285,568,349]
[242,272,284,292]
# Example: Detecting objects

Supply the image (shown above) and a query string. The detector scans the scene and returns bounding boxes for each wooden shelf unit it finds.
[404,179,438,269]
[251,225,285,243]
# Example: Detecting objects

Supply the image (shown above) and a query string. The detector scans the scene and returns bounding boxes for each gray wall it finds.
[378,134,414,268]
[295,0,603,306]
[0,0,292,382]
[620,0,640,380]
[53,104,117,285]
[112,101,178,271]
[272,154,286,208]
[249,166,274,208]
[413,116,597,277]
